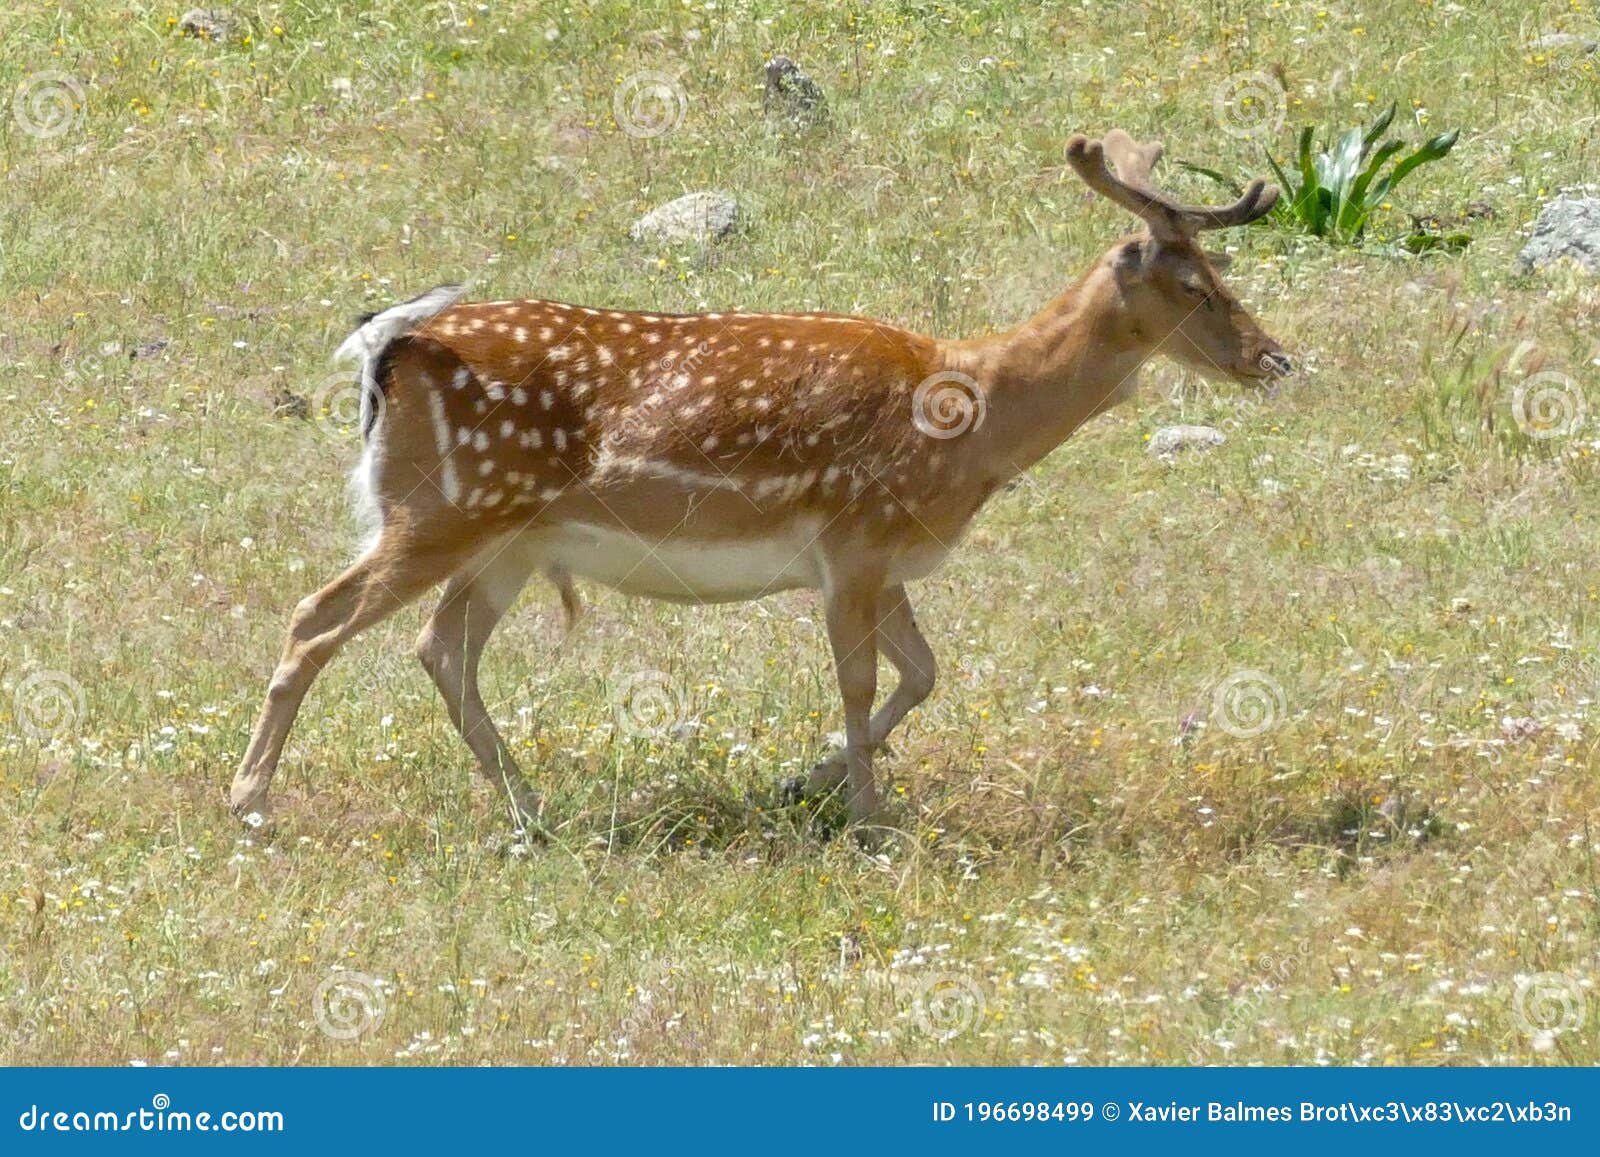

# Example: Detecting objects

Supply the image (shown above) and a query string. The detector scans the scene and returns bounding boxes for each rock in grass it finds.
[179,7,243,43]
[1147,424,1225,458]
[763,55,828,130]
[1525,32,1598,54]
[630,192,740,245]
[1518,196,1600,274]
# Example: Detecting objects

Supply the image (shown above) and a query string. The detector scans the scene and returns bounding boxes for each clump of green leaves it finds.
[1184,103,1461,246]
[1267,104,1460,243]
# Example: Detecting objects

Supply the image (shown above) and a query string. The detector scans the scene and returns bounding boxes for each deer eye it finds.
[1201,293,1217,312]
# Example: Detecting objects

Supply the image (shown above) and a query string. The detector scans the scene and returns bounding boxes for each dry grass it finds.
[1,0,1597,1065]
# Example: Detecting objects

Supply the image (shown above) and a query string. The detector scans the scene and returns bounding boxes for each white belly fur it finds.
[525,521,955,603]
[534,521,823,603]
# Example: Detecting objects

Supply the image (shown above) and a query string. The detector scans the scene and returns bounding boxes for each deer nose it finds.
[1258,350,1294,378]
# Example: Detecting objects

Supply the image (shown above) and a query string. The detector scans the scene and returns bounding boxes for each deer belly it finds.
[540,522,823,603]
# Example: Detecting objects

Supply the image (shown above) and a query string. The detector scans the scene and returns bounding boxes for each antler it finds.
[1066,130,1278,238]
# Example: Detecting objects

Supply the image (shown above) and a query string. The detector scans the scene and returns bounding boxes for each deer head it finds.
[1066,130,1293,384]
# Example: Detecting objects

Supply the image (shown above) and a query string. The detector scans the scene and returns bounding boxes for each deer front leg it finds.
[229,541,459,818]
[416,546,543,827]
[798,583,937,799]
[821,577,885,830]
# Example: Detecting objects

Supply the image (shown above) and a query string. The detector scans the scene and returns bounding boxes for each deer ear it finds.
[1204,249,1233,270]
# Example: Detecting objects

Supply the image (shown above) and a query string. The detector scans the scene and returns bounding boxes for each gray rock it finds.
[1518,196,1600,274]
[179,7,243,42]
[1525,32,1598,54]
[1147,424,1225,458]
[763,55,828,129]
[630,192,740,245]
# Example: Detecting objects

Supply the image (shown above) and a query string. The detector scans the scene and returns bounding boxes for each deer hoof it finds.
[227,776,268,821]
[851,825,884,853]
[503,788,546,831]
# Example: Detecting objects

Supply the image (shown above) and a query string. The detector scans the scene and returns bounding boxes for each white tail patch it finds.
[334,284,466,548]
[334,283,467,440]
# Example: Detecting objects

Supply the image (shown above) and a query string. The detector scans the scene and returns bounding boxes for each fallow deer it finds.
[228,130,1292,835]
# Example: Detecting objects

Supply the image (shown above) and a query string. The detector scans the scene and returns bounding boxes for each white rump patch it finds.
[331,284,466,546]
[347,440,384,556]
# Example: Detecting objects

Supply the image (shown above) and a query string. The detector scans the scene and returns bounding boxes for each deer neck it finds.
[936,264,1153,484]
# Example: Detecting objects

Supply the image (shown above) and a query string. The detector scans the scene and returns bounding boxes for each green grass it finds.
[1,0,1598,1065]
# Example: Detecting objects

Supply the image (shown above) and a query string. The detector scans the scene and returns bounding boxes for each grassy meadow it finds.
[1,0,1598,1065]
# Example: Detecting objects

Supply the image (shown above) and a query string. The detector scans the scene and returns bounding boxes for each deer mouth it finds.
[1255,350,1294,378]
[1235,349,1293,385]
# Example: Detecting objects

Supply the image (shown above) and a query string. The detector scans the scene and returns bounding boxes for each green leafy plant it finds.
[1184,103,1461,245]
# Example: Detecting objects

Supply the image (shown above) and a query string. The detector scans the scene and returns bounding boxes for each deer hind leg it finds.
[416,543,543,826]
[545,563,582,638]
[801,583,936,798]
[229,538,462,818]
